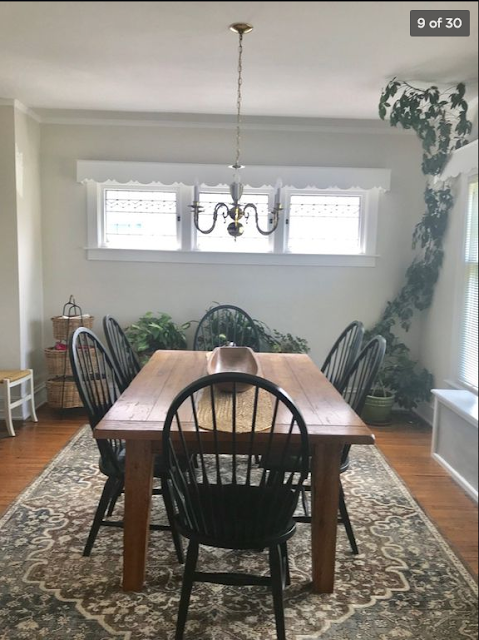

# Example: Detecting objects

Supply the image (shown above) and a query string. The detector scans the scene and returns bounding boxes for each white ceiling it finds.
[0,1,477,119]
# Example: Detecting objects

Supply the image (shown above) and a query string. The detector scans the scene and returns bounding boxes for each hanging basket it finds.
[46,377,83,409]
[44,346,98,376]
[44,347,73,376]
[51,315,94,342]
[51,295,94,341]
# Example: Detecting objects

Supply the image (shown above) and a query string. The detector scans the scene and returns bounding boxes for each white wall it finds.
[40,118,425,372]
[0,105,21,367]
[14,108,44,375]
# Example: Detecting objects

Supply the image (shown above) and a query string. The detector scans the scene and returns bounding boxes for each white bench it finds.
[432,389,478,502]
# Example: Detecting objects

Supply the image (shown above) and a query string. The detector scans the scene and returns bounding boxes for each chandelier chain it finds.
[234,31,244,169]
[191,23,281,239]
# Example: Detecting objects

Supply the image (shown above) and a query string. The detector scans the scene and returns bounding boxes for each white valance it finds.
[76,160,391,191]
[439,140,478,181]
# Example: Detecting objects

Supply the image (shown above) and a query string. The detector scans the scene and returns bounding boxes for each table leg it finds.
[123,440,154,591]
[310,443,343,593]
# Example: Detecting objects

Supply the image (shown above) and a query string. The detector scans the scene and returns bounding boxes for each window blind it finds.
[459,179,478,391]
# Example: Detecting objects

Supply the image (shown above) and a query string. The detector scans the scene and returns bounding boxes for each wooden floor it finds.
[0,407,477,579]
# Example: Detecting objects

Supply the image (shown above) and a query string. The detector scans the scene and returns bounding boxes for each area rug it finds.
[0,427,477,640]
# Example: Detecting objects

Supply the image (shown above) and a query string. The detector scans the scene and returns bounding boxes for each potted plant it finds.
[362,331,433,425]
[125,312,190,365]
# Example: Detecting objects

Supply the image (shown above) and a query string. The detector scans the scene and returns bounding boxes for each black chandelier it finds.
[191,23,282,239]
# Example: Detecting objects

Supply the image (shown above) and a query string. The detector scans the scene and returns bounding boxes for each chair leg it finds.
[269,545,286,640]
[107,478,124,517]
[83,476,117,557]
[280,542,291,587]
[175,540,199,640]
[3,380,15,437]
[161,476,184,564]
[301,486,309,517]
[339,483,359,555]
[28,371,38,422]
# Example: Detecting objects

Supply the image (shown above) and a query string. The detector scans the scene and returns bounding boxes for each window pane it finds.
[196,192,272,253]
[288,194,362,254]
[104,189,178,250]
[459,179,478,390]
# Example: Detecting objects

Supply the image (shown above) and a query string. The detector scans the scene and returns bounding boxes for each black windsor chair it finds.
[163,372,310,640]
[103,315,141,391]
[295,335,386,554]
[321,321,365,391]
[69,327,184,562]
[193,304,261,352]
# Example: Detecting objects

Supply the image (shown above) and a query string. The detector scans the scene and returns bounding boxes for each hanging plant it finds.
[365,79,472,414]
[379,79,472,175]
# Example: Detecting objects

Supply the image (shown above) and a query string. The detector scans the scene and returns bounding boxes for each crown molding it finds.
[0,98,42,123]
[37,109,412,136]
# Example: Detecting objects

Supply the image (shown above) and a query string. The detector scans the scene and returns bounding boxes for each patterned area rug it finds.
[0,427,477,640]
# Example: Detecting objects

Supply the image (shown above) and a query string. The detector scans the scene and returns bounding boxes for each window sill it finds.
[86,247,377,267]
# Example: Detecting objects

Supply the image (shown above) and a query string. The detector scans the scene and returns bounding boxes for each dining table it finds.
[94,349,375,594]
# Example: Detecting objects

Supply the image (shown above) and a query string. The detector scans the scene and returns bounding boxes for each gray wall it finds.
[39,118,424,379]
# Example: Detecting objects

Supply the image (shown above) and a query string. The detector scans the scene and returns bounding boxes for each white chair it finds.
[0,369,38,437]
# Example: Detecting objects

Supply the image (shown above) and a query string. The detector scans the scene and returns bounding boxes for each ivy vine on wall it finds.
[367,79,472,411]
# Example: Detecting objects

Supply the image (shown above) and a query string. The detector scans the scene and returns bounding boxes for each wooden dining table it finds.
[94,349,374,594]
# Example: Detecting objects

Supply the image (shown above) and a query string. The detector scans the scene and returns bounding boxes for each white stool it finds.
[0,369,38,437]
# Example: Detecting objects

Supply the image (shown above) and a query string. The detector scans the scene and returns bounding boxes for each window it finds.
[84,174,382,266]
[103,187,179,250]
[195,190,272,253]
[287,193,363,254]
[458,178,478,391]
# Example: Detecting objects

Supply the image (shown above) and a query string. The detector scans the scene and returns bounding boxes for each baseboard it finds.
[432,452,478,503]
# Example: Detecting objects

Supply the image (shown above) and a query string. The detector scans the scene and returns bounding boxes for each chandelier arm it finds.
[191,202,224,235]
[253,204,282,236]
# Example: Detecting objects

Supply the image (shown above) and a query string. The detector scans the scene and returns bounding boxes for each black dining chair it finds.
[296,335,386,554]
[193,304,261,352]
[321,320,364,391]
[69,327,184,562]
[334,334,386,554]
[103,315,141,392]
[262,335,386,555]
[163,372,310,640]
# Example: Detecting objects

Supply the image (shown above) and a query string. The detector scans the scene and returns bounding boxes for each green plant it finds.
[125,312,190,364]
[365,327,433,411]
[370,79,472,412]
[379,79,472,175]
[194,303,310,354]
[254,321,310,354]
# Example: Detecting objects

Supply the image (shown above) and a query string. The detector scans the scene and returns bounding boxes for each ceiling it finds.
[0,1,477,119]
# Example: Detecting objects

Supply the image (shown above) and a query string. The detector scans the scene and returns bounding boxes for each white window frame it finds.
[85,181,380,267]
[450,174,478,395]
[281,187,378,257]
[99,183,181,251]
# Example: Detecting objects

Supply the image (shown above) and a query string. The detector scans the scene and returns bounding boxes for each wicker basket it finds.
[44,347,73,376]
[44,346,99,377]
[46,377,83,409]
[51,315,94,341]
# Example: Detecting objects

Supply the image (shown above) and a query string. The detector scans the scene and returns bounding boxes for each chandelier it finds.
[191,23,282,239]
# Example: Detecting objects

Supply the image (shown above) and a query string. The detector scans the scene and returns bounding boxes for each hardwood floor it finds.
[0,405,84,515]
[0,406,477,579]
[373,414,478,579]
